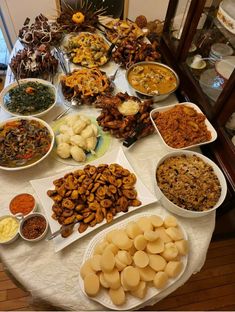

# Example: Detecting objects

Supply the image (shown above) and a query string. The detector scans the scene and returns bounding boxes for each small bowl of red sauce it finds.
[9,193,36,216]
[19,212,48,242]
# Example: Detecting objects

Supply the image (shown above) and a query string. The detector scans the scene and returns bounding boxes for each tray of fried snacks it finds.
[30,148,157,252]
[59,68,113,105]
[102,19,144,44]
[95,92,155,143]
[150,102,217,149]
[79,212,188,310]
[19,14,63,47]
[9,44,58,80]
[112,37,161,68]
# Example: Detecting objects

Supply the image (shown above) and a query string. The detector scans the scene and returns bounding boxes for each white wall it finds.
[127,0,169,22]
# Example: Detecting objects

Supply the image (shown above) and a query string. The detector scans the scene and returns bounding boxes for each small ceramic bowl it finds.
[9,193,37,216]
[0,215,20,244]
[19,212,48,242]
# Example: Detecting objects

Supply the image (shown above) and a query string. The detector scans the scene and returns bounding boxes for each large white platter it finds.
[30,147,157,252]
[78,211,188,310]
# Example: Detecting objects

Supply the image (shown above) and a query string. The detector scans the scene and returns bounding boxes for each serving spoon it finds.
[53,98,80,121]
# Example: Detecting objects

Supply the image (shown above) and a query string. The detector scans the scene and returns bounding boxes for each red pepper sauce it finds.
[22,216,46,240]
[10,193,35,216]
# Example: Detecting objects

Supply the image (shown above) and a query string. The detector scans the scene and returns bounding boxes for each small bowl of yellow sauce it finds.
[0,215,20,244]
[126,61,179,102]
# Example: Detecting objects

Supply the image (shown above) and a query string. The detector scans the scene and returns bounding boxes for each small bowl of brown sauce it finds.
[19,212,48,242]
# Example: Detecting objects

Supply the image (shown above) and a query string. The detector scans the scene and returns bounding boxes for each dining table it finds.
[0,39,216,311]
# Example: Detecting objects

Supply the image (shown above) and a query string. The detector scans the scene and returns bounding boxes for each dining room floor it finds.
[0,234,235,311]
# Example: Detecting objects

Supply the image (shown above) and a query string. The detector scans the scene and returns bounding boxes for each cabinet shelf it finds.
[161,0,235,213]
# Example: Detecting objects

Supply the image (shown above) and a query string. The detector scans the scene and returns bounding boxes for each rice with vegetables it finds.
[156,154,221,211]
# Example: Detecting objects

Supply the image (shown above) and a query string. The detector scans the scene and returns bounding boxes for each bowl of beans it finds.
[9,193,36,216]
[19,212,48,242]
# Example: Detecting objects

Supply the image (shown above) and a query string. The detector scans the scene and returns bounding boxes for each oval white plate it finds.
[78,211,188,310]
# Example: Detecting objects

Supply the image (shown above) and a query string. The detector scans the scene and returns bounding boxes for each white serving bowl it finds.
[155,150,227,218]
[0,116,54,171]
[0,78,57,118]
[19,212,48,242]
[150,102,217,150]
[126,61,179,102]
[0,215,20,244]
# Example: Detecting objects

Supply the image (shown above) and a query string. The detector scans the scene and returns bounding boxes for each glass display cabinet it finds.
[160,0,235,214]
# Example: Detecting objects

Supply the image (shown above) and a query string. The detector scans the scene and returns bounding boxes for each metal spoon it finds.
[53,98,80,121]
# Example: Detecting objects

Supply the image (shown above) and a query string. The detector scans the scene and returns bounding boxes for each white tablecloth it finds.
[0,43,215,310]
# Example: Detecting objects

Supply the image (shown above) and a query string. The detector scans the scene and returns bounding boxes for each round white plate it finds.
[78,211,188,310]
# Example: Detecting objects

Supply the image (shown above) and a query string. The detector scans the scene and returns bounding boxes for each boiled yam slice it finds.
[134,234,147,250]
[155,227,172,243]
[90,255,102,272]
[100,249,115,272]
[164,215,178,228]
[161,242,179,261]
[144,230,159,242]
[165,227,184,241]
[126,221,142,239]
[153,271,168,289]
[99,272,109,288]
[175,240,188,256]
[84,273,100,296]
[80,260,94,279]
[103,268,121,289]
[149,254,167,271]
[165,261,183,278]
[133,250,149,268]
[93,240,109,255]
[131,281,147,299]
[122,266,140,289]
[104,243,119,255]
[112,230,133,250]
[136,217,153,232]
[109,287,126,306]
[117,250,132,265]
[146,237,164,254]
[150,215,164,228]
[138,266,156,282]
[115,255,127,271]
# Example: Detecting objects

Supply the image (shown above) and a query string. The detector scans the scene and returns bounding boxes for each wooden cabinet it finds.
[160,0,235,214]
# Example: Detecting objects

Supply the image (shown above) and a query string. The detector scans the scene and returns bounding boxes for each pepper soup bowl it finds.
[126,61,179,102]
[19,212,48,242]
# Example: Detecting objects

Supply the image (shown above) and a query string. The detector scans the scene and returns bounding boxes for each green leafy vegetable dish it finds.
[3,81,55,116]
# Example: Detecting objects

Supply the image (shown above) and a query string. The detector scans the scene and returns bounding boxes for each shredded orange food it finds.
[62,68,110,97]
[153,105,212,148]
